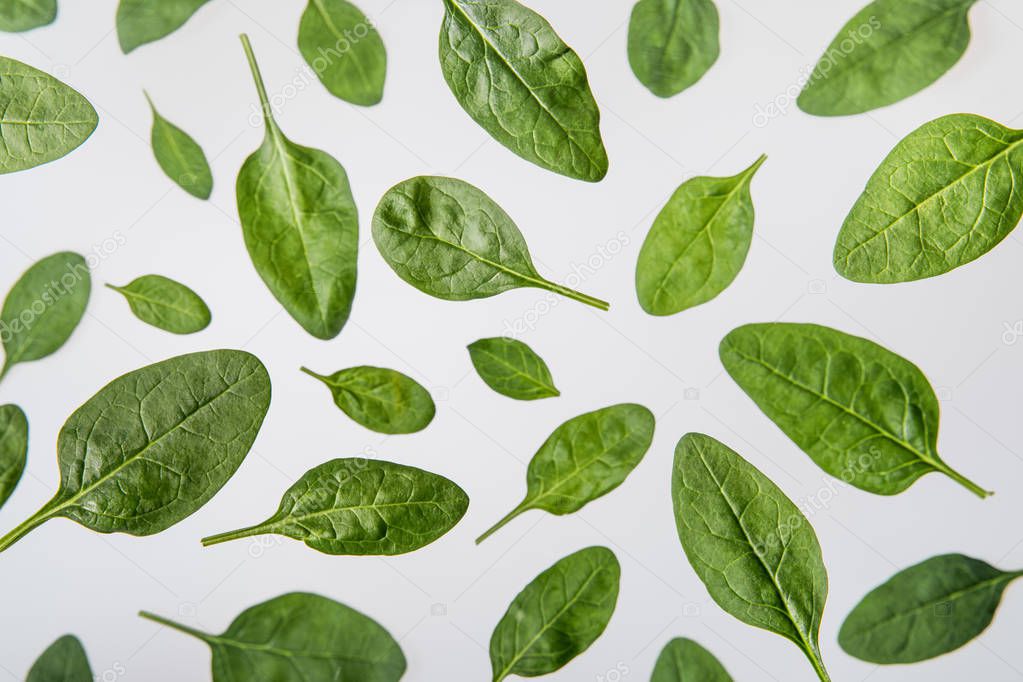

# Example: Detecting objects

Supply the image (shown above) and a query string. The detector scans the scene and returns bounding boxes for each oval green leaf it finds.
[0,349,271,554]
[477,403,654,543]
[652,637,733,682]
[107,274,211,335]
[373,176,609,310]
[140,592,406,682]
[840,554,1022,664]
[1,252,91,383]
[202,458,469,555]
[0,0,56,32]
[0,404,28,509]
[467,337,559,400]
[834,113,1023,283]
[673,433,831,681]
[117,0,212,53]
[628,0,720,98]
[0,57,98,173]
[27,635,92,682]
[301,365,435,434]
[298,0,387,106]
[636,155,765,315]
[146,91,213,199]
[238,35,358,340]
[720,322,990,498]
[490,546,620,682]
[799,0,978,116]
[439,0,608,181]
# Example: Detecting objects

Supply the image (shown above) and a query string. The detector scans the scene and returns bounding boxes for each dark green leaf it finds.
[467,337,559,400]
[840,554,1023,664]
[651,638,733,682]
[0,57,97,173]
[27,635,92,682]
[202,458,468,555]
[117,0,212,53]
[490,546,620,681]
[477,403,654,543]
[301,365,435,434]
[1,252,90,383]
[140,592,406,682]
[237,35,359,340]
[672,433,831,682]
[0,0,56,32]
[439,0,608,181]
[834,113,1023,283]
[107,274,211,335]
[298,0,387,106]
[799,0,978,116]
[0,404,27,509]
[720,322,990,498]
[146,91,213,199]
[636,155,765,315]
[373,176,609,310]
[628,0,720,98]
[0,350,271,554]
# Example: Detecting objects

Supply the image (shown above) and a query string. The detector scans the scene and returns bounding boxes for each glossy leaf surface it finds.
[468,337,559,400]
[27,635,92,682]
[0,0,56,32]
[146,92,213,199]
[651,637,733,682]
[628,0,719,98]
[107,275,211,335]
[0,404,27,509]
[298,0,386,106]
[301,365,435,434]
[117,0,212,53]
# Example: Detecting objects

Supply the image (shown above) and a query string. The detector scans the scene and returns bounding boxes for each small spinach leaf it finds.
[116,0,212,53]
[720,322,990,497]
[673,433,831,682]
[0,57,97,173]
[145,91,213,199]
[490,546,620,681]
[1,252,90,383]
[202,458,468,554]
[652,637,733,682]
[477,403,654,543]
[628,0,720,98]
[0,0,56,32]
[107,274,211,335]
[140,592,406,682]
[834,113,1023,283]
[301,366,435,434]
[799,0,978,116]
[0,350,271,554]
[27,634,92,682]
[0,404,28,509]
[373,176,609,310]
[238,34,359,340]
[636,155,765,315]
[839,554,1023,663]
[298,0,386,106]
[467,337,559,400]
[439,0,608,181]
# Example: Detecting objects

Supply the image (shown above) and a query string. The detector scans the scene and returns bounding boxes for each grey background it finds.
[2,1,1023,680]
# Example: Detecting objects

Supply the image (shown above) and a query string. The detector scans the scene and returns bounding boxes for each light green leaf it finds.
[628,0,720,98]
[467,337,559,400]
[0,0,56,32]
[27,635,92,682]
[117,0,212,53]
[106,274,211,335]
[298,0,386,106]
[0,404,27,510]
[145,91,213,199]
[651,638,733,682]
[301,365,435,434]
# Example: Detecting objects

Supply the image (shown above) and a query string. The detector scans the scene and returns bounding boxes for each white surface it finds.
[2,1,1023,680]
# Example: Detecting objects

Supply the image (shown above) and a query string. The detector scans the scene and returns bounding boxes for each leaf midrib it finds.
[474,347,554,394]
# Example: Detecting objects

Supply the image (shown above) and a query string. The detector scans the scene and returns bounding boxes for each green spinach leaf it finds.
[834,113,1023,283]
[0,349,271,554]
[652,637,733,682]
[107,275,211,335]
[628,0,720,98]
[27,635,92,682]
[439,0,608,181]
[799,0,978,116]
[298,0,386,106]
[840,554,1023,664]
[0,404,27,509]
[1,252,90,383]
[238,34,359,340]
[301,365,435,434]
[720,322,990,498]
[145,91,212,199]
[477,403,654,543]
[140,592,405,682]
[373,176,609,310]
[673,433,831,682]
[467,337,559,400]
[203,458,468,554]
[491,546,620,681]
[0,0,56,32]
[0,57,97,174]
[117,0,212,53]
[636,155,765,315]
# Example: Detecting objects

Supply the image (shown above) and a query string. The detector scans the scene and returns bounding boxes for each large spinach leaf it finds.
[673,433,831,681]
[0,350,271,553]
[490,546,620,681]
[0,404,27,509]
[298,0,386,106]
[145,91,212,199]
[107,274,211,335]
[628,0,720,98]
[301,365,435,434]
[439,0,608,181]
[140,592,406,682]
[467,337,559,400]
[651,637,732,682]
[477,403,654,543]
[0,0,56,32]
[27,635,92,682]
[116,0,212,53]
[720,322,990,497]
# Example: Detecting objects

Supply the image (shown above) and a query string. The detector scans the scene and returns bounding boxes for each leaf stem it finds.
[0,502,55,553]
[239,34,277,131]
[476,501,529,545]
[201,523,267,547]
[299,366,328,383]
[937,463,992,499]
[138,611,212,642]
[538,280,610,311]
[806,651,831,682]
